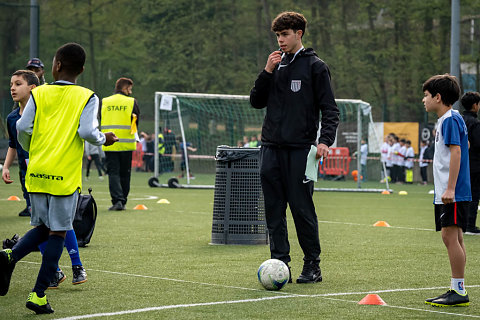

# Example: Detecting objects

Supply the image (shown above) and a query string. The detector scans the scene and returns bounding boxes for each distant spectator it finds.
[404,140,414,184]
[178,137,197,179]
[237,140,243,148]
[360,139,368,181]
[419,140,429,185]
[391,135,400,182]
[250,135,258,147]
[85,141,105,180]
[163,128,176,172]
[257,133,262,147]
[243,135,250,147]
[26,58,45,85]
[140,132,154,172]
[380,136,390,182]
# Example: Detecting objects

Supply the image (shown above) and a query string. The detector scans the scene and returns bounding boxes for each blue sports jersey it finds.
[433,109,471,204]
[6,106,29,171]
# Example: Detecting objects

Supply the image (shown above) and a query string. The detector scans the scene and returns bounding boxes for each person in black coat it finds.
[250,11,339,283]
[462,91,480,234]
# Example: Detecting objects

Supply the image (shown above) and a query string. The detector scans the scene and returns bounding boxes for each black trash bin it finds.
[211,146,268,245]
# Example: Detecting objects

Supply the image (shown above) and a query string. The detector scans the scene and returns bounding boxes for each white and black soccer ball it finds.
[257,259,289,290]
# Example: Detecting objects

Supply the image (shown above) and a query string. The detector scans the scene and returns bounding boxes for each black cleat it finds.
[72,265,87,285]
[425,291,450,304]
[48,269,66,289]
[26,292,54,314]
[0,249,15,296]
[2,234,19,249]
[428,290,469,307]
[296,261,322,283]
[18,207,31,217]
[109,201,125,211]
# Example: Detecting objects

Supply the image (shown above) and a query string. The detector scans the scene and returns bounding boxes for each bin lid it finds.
[215,145,260,162]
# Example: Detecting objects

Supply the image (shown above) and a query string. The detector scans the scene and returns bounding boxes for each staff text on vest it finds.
[107,105,128,111]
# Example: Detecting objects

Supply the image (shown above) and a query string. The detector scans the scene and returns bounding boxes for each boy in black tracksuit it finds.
[250,12,339,283]
[461,91,480,234]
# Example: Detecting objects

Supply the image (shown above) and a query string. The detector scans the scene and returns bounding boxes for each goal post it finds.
[153,91,388,191]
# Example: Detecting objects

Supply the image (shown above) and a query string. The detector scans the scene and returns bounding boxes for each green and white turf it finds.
[0,167,479,319]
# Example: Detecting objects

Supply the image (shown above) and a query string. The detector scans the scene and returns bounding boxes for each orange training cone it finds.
[7,196,21,201]
[133,204,148,210]
[373,221,390,227]
[381,190,390,195]
[358,294,387,305]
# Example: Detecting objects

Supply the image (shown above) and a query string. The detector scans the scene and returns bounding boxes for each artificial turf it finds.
[0,166,479,319]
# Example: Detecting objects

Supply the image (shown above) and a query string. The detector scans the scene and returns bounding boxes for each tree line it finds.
[1,0,479,134]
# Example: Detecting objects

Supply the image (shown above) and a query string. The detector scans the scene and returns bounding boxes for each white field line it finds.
[18,261,284,295]
[322,296,480,318]
[53,287,480,320]
[16,261,480,319]
[53,295,298,320]
[19,261,480,298]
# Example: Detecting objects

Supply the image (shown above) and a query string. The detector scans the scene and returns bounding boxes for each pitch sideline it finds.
[17,261,480,319]
[54,290,480,320]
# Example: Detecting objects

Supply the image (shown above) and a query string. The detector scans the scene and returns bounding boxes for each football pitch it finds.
[1,167,480,319]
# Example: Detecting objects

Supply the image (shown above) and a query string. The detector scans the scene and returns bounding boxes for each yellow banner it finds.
[383,122,419,154]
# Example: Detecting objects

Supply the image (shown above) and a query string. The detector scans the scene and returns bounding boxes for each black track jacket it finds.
[250,48,339,148]
[463,110,480,173]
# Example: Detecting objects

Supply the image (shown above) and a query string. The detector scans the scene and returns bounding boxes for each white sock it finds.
[451,278,466,295]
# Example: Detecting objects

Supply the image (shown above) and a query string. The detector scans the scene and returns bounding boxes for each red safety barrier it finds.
[319,147,351,177]
[132,142,144,168]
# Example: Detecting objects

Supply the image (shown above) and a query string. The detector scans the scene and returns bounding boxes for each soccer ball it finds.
[257,259,289,290]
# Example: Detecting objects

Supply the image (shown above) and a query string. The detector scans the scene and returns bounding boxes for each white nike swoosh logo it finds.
[303,179,311,184]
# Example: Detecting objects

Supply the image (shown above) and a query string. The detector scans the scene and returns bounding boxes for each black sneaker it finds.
[428,290,469,307]
[2,234,19,249]
[109,201,124,211]
[296,261,322,283]
[0,249,16,296]
[18,207,31,217]
[48,269,66,289]
[465,227,480,235]
[72,265,87,285]
[26,292,54,314]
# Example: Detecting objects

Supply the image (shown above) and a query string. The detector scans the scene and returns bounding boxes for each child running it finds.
[0,43,117,314]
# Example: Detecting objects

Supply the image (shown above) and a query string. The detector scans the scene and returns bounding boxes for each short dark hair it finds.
[271,12,307,38]
[55,43,86,76]
[400,139,406,143]
[422,74,461,107]
[461,91,480,111]
[406,140,411,145]
[12,70,40,86]
[115,77,133,93]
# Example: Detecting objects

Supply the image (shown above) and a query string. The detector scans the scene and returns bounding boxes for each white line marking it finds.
[19,261,480,298]
[322,296,480,318]
[53,295,298,320]
[16,261,479,319]
[54,287,480,320]
[318,220,435,232]
[18,261,285,295]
